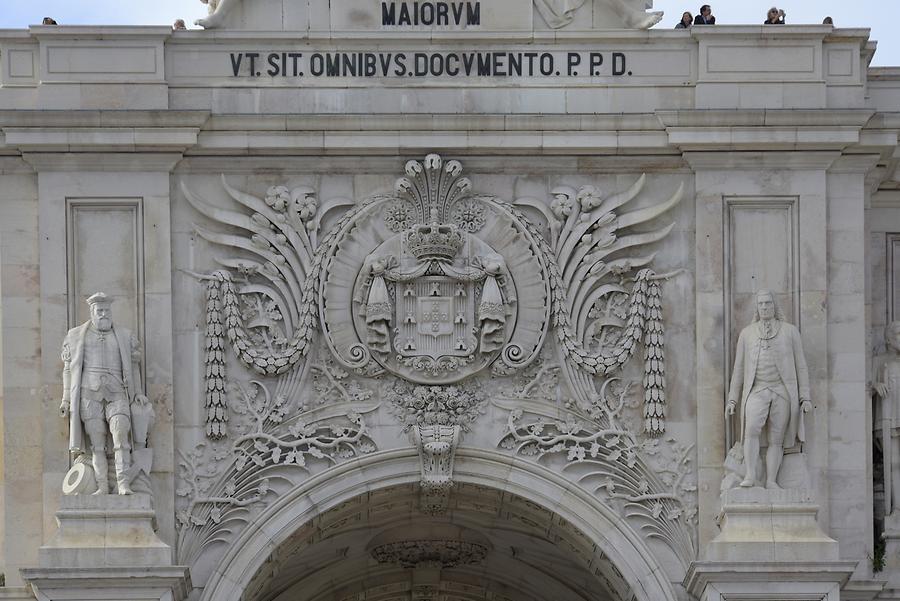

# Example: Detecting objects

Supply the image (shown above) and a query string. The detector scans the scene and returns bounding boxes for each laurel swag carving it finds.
[504,176,682,435]
[183,154,690,566]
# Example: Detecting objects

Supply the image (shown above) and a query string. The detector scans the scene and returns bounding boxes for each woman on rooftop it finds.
[764,7,786,24]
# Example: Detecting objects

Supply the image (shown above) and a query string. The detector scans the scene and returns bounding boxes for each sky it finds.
[1,0,898,65]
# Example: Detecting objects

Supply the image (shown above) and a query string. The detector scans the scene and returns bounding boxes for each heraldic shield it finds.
[352,208,515,384]
[315,154,556,385]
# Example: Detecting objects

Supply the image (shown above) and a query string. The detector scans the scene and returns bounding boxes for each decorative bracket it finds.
[413,423,460,514]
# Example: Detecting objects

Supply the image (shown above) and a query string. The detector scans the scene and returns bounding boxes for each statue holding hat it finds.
[59,292,153,496]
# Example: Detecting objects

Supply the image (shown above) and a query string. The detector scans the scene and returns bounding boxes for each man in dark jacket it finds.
[694,4,715,24]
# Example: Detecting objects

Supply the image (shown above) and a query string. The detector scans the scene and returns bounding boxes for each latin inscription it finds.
[382,1,481,26]
[228,51,631,79]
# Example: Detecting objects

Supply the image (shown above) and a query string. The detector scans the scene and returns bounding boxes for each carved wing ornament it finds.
[186,155,681,437]
[181,154,694,567]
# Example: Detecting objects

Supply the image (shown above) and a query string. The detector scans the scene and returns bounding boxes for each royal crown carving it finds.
[405,223,464,262]
[183,153,694,574]
[187,153,682,433]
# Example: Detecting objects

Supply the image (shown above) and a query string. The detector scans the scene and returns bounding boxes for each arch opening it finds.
[199,450,678,601]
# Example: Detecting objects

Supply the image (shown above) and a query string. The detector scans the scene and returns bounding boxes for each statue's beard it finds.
[93,317,112,331]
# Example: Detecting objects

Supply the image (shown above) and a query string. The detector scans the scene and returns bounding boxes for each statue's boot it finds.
[91,451,109,495]
[114,449,134,495]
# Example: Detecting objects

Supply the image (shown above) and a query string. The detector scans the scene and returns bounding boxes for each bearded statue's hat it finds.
[86,292,113,306]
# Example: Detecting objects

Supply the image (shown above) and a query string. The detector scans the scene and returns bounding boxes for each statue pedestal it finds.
[685,488,856,601]
[20,567,191,601]
[883,512,900,591]
[21,495,190,601]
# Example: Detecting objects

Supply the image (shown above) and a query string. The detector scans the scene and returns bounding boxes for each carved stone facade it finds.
[0,2,898,601]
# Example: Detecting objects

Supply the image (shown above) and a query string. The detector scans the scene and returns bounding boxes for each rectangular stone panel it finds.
[165,42,693,87]
[8,49,35,78]
[707,45,815,75]
[889,233,900,322]
[47,45,157,74]
[66,199,144,343]
[723,197,799,448]
[826,48,854,77]
[2,43,38,85]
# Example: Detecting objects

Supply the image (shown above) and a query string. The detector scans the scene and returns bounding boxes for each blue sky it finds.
[1,0,898,65]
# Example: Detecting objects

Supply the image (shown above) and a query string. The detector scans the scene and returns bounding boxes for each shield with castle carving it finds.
[289,154,558,386]
[416,293,453,339]
[392,276,479,374]
[188,151,682,432]
[353,208,507,383]
[403,278,473,347]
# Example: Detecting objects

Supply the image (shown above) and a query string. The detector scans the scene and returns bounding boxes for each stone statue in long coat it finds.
[726,290,812,489]
[60,293,150,495]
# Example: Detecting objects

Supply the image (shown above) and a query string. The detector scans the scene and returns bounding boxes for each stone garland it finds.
[204,277,229,439]
[498,379,697,564]
[175,377,377,566]
[190,165,680,436]
[490,180,682,435]
[188,181,378,437]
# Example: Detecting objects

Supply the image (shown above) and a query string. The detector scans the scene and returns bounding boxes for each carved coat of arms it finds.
[182,153,696,574]
[189,153,682,435]
[349,160,517,383]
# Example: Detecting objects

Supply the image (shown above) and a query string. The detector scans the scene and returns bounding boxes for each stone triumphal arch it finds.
[202,451,678,601]
[2,0,900,599]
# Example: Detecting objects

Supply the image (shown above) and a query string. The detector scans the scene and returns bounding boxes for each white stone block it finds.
[38,494,172,568]
[22,566,191,601]
[706,488,839,563]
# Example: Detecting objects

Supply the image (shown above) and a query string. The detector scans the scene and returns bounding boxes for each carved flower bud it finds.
[576,185,603,211]
[251,213,272,228]
[250,234,272,251]
[291,187,318,221]
[550,187,576,219]
[265,186,290,211]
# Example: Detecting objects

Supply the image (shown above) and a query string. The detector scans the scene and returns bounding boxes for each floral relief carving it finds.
[387,383,485,432]
[384,199,414,233]
[497,378,697,565]
[451,199,487,233]
[175,377,377,566]
[371,540,488,568]
[182,154,693,573]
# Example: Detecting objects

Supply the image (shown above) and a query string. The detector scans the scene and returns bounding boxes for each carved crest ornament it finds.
[181,154,695,570]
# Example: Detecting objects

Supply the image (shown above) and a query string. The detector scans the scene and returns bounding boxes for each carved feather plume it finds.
[185,178,378,437]
[515,176,683,435]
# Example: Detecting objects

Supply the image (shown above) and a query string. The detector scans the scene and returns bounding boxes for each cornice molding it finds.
[656,109,875,129]
[21,152,184,172]
[3,127,199,154]
[0,110,209,129]
[872,190,900,209]
[683,560,859,599]
[683,150,841,171]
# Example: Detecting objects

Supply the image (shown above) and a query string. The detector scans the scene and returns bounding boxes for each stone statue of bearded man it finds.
[59,293,150,495]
